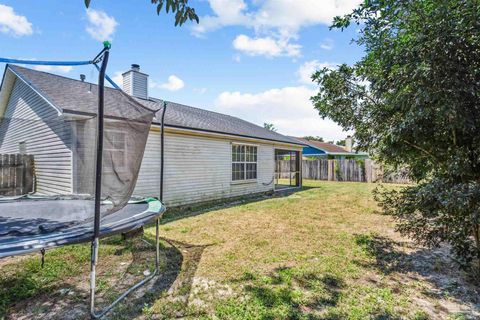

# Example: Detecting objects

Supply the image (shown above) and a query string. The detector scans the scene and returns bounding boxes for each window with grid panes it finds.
[104,130,127,171]
[232,144,257,181]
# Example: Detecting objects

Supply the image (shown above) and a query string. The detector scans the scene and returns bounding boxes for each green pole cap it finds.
[103,41,111,49]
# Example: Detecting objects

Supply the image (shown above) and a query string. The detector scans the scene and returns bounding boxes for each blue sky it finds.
[0,0,364,141]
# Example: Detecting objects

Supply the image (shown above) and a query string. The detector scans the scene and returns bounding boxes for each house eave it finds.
[324,152,358,156]
[63,109,303,148]
[151,123,304,149]
[0,65,12,117]
[5,65,63,116]
[304,151,367,156]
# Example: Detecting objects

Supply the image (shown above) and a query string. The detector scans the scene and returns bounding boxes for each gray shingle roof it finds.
[291,137,351,154]
[7,65,302,145]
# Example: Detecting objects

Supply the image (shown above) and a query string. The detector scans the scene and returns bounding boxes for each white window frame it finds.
[231,143,258,182]
[18,141,27,154]
[104,129,127,172]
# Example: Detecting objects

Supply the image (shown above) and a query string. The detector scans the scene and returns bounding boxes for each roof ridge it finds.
[8,67,269,133]
[6,65,303,146]
[10,64,158,114]
[150,100,291,138]
[294,137,353,153]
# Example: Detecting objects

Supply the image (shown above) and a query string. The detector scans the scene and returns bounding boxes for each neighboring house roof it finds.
[2,65,303,146]
[292,137,354,155]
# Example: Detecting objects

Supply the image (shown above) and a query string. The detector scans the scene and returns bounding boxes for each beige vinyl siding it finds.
[134,131,276,206]
[0,78,72,195]
[133,130,161,196]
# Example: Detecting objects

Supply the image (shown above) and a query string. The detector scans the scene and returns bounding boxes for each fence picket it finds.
[285,159,409,184]
[0,153,35,195]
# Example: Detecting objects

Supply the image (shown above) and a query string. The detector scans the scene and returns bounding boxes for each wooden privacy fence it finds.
[0,154,35,195]
[278,159,410,184]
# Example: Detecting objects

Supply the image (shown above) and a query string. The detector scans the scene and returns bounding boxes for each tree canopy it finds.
[84,0,199,26]
[303,136,324,142]
[312,0,480,268]
[264,123,277,132]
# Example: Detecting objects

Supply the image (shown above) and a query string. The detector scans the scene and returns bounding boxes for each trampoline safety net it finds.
[0,76,157,238]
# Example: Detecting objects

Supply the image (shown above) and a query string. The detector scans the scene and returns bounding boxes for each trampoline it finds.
[0,196,164,258]
[0,43,168,318]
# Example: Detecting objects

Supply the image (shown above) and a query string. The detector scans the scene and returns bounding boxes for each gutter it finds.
[63,110,305,148]
[150,122,305,148]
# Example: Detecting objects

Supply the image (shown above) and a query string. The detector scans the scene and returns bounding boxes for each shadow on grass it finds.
[107,237,211,320]
[221,266,345,319]
[354,234,480,309]
[0,235,209,320]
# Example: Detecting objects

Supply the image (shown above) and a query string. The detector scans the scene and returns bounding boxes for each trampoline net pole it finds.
[160,102,167,203]
[156,218,160,269]
[90,44,109,319]
[155,103,167,271]
[88,46,165,320]
[93,48,109,240]
[90,238,99,316]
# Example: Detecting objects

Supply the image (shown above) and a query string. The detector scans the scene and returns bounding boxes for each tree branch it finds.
[402,139,438,162]
[344,78,382,107]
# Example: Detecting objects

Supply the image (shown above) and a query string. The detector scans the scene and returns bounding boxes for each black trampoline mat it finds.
[0,197,165,258]
[0,199,95,237]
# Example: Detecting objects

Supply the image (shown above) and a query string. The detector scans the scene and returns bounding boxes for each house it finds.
[0,64,304,206]
[292,137,368,160]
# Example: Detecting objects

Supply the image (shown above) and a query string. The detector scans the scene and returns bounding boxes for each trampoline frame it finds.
[88,45,168,319]
[0,43,167,319]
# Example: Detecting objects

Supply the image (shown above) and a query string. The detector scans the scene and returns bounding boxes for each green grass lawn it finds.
[1,180,479,319]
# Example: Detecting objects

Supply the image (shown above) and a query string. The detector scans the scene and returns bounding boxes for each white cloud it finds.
[86,9,118,42]
[215,86,350,140]
[151,75,185,91]
[297,60,338,85]
[192,0,250,35]
[194,0,359,58]
[194,0,360,35]
[252,0,360,33]
[233,34,300,58]
[320,38,334,50]
[0,4,33,37]
[33,65,73,73]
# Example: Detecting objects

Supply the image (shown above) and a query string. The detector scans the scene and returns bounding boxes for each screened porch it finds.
[274,149,301,190]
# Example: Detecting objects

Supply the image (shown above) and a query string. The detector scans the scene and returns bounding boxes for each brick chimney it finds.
[122,64,148,99]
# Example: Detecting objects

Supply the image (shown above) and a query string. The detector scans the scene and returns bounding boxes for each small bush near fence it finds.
[0,154,35,196]
[279,159,410,184]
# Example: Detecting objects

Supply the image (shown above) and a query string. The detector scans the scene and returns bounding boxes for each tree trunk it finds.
[473,224,480,271]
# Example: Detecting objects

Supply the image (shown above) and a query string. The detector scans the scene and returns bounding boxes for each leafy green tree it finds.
[84,0,199,26]
[303,136,324,142]
[335,139,346,147]
[264,123,277,132]
[312,0,480,268]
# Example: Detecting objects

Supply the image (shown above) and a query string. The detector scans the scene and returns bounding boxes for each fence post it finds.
[365,159,371,183]
[327,159,332,181]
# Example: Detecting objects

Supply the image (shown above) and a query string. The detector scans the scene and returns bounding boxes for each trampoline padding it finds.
[0,198,166,258]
